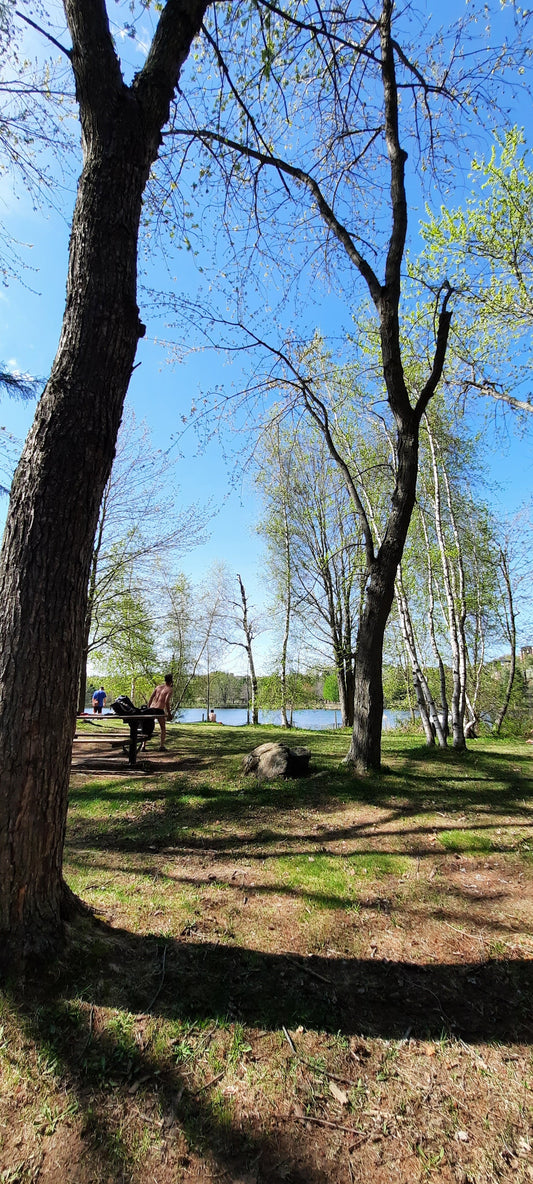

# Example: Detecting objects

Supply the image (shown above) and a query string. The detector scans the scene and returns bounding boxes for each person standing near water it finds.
[92,686,106,714]
[148,673,173,750]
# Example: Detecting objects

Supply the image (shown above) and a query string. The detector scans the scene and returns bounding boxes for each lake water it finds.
[174,707,408,730]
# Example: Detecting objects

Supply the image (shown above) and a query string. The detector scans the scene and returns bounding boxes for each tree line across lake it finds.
[89,653,533,739]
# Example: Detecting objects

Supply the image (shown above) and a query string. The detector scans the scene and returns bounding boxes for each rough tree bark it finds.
[0,0,209,966]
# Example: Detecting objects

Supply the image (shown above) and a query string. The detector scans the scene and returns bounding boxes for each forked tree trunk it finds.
[0,0,208,966]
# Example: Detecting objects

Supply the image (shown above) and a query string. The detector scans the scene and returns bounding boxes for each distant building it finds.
[520,645,533,659]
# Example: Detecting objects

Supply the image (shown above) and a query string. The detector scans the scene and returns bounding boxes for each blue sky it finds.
[1,0,533,672]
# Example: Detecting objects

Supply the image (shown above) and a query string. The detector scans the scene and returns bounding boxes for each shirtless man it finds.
[148,673,173,751]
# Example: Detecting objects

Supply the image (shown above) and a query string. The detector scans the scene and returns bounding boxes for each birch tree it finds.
[255,422,295,728]
[256,417,363,727]
[164,563,229,712]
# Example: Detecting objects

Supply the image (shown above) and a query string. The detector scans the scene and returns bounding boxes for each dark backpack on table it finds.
[110,696,158,741]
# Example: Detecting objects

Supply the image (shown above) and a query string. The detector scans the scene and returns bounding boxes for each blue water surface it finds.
[174,707,408,730]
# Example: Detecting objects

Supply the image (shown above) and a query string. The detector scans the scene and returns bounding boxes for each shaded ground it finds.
[1,724,532,1182]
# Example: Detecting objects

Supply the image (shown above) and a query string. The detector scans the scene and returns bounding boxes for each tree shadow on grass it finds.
[6,919,533,1183]
[66,744,533,858]
[63,851,533,939]
[82,926,533,1042]
[66,810,533,861]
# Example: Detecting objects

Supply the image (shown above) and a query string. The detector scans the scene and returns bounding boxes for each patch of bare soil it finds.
[71,736,206,775]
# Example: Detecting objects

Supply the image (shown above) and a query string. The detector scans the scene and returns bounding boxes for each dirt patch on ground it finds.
[71,735,208,775]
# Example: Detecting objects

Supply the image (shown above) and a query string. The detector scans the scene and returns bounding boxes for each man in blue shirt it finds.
[92,686,107,714]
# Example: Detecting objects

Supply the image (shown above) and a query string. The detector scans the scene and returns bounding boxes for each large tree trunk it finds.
[0,154,146,961]
[0,0,208,967]
[345,424,422,772]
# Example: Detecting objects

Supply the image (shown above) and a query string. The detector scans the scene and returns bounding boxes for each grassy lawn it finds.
[1,723,532,1183]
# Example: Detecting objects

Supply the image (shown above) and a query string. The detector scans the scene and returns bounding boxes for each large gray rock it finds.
[242,741,311,781]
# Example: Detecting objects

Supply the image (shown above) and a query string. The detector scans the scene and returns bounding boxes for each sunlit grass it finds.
[272,851,411,910]
[439,830,494,854]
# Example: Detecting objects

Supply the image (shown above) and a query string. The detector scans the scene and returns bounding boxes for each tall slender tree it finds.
[254,421,295,728]
[221,575,260,725]
[168,0,518,768]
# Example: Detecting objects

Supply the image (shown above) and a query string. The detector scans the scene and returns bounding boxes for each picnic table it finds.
[75,712,161,768]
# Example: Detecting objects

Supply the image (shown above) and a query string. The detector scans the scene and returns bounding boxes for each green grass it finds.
[438,830,494,853]
[272,851,410,910]
[64,724,533,923]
